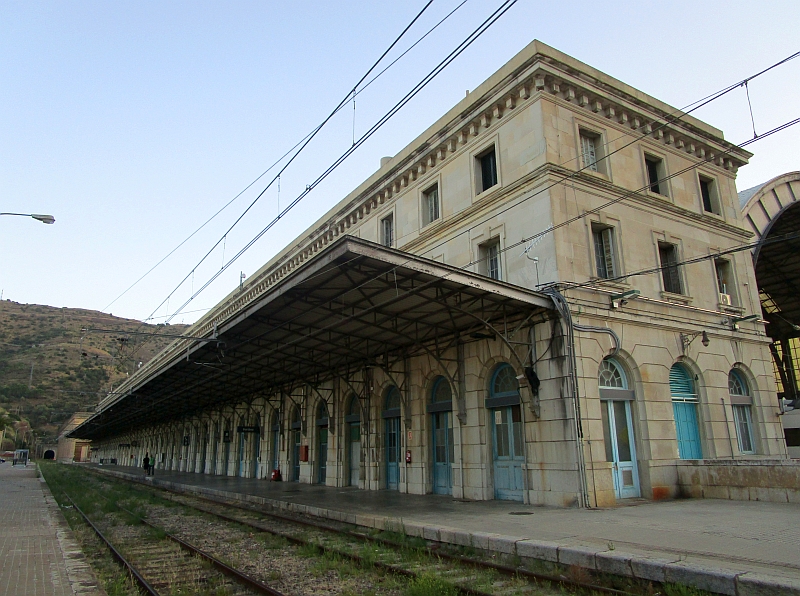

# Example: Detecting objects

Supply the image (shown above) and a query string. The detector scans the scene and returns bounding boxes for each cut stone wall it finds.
[676,459,800,503]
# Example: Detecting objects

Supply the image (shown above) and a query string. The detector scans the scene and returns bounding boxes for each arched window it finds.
[347,395,360,420]
[599,359,627,389]
[431,376,452,403]
[385,386,401,410]
[490,363,519,398]
[316,401,329,424]
[291,406,302,429]
[670,364,702,459]
[729,370,755,454]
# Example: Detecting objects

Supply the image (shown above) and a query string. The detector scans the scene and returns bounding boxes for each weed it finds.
[664,584,715,596]
[404,573,459,596]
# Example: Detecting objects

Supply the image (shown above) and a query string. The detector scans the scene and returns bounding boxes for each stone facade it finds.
[87,40,788,507]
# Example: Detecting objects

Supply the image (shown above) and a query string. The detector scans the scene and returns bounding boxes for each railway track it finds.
[63,492,280,596]
[83,468,649,596]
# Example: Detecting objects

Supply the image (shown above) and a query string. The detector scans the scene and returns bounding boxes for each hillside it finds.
[0,300,188,443]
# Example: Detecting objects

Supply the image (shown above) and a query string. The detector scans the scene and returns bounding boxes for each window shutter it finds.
[581,135,597,171]
[601,228,615,278]
[669,366,696,401]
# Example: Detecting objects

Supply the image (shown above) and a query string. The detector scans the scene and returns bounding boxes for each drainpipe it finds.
[457,340,466,500]
[543,289,590,508]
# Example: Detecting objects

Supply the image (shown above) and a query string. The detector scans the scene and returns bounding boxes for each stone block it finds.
[470,531,493,550]
[630,556,679,583]
[558,545,598,570]
[423,526,440,541]
[728,485,750,501]
[595,550,634,577]
[701,484,730,500]
[663,562,737,596]
[736,572,800,596]
[515,539,559,563]
[488,535,518,554]
[438,526,458,545]
[451,530,472,547]
[404,522,425,538]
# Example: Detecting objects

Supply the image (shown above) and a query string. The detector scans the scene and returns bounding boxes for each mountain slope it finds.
[0,300,188,442]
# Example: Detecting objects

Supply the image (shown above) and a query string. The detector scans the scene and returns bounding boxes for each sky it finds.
[2,0,799,325]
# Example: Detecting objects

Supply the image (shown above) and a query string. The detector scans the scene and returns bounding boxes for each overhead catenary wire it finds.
[116,45,797,373]
[103,0,452,315]
[159,0,520,325]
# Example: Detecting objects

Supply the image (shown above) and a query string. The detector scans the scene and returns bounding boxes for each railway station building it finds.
[72,40,794,507]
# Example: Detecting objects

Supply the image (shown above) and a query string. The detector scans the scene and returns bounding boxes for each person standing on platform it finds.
[143,453,150,477]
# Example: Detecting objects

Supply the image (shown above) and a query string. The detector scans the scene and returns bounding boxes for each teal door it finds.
[670,364,703,460]
[292,429,301,481]
[432,411,453,494]
[385,417,401,490]
[673,402,702,459]
[349,423,360,486]
[271,424,280,471]
[237,431,246,477]
[318,427,328,484]
[491,405,524,501]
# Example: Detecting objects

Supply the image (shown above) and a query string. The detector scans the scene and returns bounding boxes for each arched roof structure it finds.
[739,172,800,401]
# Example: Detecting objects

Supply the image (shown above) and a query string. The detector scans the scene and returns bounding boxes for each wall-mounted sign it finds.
[182,435,190,446]
[223,430,232,443]
[237,426,259,433]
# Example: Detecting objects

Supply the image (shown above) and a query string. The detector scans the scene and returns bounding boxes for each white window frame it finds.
[421,183,440,228]
[591,224,617,279]
[574,120,610,178]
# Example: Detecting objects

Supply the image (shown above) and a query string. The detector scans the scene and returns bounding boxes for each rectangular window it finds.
[579,129,607,175]
[645,155,664,195]
[478,147,498,193]
[700,175,719,214]
[732,405,755,454]
[714,258,735,305]
[658,242,683,294]
[592,225,616,279]
[422,184,440,226]
[380,214,393,247]
[480,239,501,280]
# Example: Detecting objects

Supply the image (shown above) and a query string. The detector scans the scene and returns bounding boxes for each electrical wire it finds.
[103,0,451,314]
[159,0,519,325]
[115,42,797,374]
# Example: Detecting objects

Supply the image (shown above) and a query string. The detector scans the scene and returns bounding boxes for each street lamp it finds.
[0,213,56,224]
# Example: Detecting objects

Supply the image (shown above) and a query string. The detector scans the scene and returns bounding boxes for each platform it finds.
[0,464,102,596]
[88,464,800,596]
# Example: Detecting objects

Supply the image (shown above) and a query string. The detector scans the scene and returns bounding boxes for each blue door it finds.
[386,417,400,490]
[670,364,703,460]
[432,411,453,494]
[318,427,328,484]
[673,402,702,459]
[292,429,301,481]
[492,405,524,501]
[271,422,280,471]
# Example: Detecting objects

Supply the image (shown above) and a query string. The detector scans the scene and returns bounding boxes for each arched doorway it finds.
[598,359,639,499]
[345,395,361,486]
[316,401,329,484]
[429,376,453,495]
[383,387,402,490]
[670,364,702,459]
[487,363,524,501]
[43,449,55,460]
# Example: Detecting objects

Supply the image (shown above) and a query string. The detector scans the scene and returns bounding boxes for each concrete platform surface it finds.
[0,464,102,596]
[92,465,800,595]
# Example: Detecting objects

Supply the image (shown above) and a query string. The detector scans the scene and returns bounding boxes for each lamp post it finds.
[0,213,56,224]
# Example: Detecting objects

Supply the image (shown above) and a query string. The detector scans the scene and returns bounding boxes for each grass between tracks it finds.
[41,463,718,596]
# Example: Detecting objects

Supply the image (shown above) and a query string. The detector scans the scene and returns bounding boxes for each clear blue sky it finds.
[2,1,798,324]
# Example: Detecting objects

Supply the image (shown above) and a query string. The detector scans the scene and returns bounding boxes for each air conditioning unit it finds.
[719,293,732,306]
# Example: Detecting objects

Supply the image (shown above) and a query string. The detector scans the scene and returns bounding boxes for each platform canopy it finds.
[72,237,553,440]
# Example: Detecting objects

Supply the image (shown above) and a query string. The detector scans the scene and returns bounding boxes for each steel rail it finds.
[63,494,161,596]
[91,468,637,596]
[80,489,285,596]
